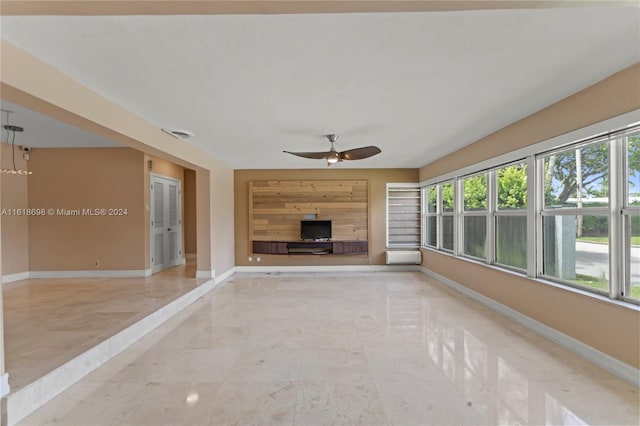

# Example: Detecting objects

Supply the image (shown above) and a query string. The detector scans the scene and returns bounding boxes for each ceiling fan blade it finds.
[339,146,382,161]
[283,150,332,159]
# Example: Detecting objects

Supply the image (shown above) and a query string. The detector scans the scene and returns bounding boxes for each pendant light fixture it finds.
[1,109,32,175]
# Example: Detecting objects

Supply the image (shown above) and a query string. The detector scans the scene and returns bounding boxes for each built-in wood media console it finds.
[253,240,368,255]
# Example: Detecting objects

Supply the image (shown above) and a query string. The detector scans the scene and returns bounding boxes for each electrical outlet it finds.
[256,257,261,262]
[248,256,253,262]
[95,259,100,267]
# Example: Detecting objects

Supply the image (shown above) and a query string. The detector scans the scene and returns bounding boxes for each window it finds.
[422,181,454,251]
[462,173,488,260]
[420,121,639,304]
[624,132,639,300]
[425,185,437,248]
[495,163,528,270]
[540,140,610,294]
[441,181,455,251]
[457,164,528,269]
[387,185,421,248]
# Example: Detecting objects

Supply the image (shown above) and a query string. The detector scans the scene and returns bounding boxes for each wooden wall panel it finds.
[250,180,368,241]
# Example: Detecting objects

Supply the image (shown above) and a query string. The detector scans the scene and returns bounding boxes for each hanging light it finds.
[326,135,340,166]
[326,150,340,165]
[1,110,32,175]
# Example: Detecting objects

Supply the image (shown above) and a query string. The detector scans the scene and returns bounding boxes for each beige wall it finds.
[195,168,212,275]
[146,154,184,181]
[2,145,193,274]
[235,168,418,266]
[212,167,235,275]
[0,142,29,276]
[28,147,146,271]
[183,169,197,255]
[419,63,640,368]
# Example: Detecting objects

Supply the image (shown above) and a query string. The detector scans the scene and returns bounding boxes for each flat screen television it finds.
[300,220,332,241]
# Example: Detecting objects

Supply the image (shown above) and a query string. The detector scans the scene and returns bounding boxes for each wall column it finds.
[210,167,235,278]
[195,167,213,279]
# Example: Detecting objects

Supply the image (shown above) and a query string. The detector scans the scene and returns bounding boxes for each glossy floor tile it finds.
[17,272,640,425]
[4,262,206,390]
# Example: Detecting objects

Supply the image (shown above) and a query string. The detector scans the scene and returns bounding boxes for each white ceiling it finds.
[1,7,639,169]
[0,100,120,148]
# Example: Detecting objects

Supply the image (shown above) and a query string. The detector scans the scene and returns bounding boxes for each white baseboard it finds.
[0,373,10,398]
[419,267,640,388]
[234,265,420,273]
[28,270,150,279]
[1,272,29,284]
[6,265,417,282]
[214,267,235,285]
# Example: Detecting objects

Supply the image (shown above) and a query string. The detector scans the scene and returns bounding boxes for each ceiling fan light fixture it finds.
[326,151,339,165]
[283,133,381,166]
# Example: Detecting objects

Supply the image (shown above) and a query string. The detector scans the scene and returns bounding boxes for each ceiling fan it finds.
[284,134,381,166]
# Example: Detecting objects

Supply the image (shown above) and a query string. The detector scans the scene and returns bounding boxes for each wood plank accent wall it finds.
[249,180,368,241]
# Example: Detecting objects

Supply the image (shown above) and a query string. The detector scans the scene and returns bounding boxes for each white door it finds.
[150,174,182,273]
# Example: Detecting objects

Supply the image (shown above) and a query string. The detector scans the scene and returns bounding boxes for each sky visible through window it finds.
[629,134,639,204]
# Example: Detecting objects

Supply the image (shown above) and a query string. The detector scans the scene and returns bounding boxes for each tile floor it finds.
[16,272,640,425]
[4,262,206,390]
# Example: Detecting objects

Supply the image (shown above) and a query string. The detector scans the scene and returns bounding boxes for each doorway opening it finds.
[150,173,183,274]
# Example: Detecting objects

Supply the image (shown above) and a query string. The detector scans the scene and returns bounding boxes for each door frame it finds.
[150,173,184,274]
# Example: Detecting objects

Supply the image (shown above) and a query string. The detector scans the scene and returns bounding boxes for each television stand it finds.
[252,240,367,255]
[287,241,333,254]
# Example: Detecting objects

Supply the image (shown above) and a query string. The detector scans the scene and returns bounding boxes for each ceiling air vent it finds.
[162,128,194,139]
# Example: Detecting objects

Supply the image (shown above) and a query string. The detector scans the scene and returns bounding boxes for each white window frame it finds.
[441,180,455,253]
[423,184,438,249]
[419,110,640,306]
[422,180,456,252]
[493,161,528,273]
[460,172,490,262]
[537,138,611,297]
[621,131,640,302]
